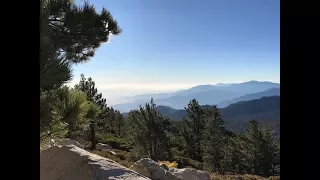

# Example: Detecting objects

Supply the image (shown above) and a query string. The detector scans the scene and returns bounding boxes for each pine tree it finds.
[223,133,249,174]
[114,110,125,137]
[243,120,264,175]
[202,106,225,173]
[41,0,121,64]
[184,99,206,162]
[108,107,116,134]
[180,117,195,159]
[73,74,112,134]
[260,124,280,176]
[127,98,173,160]
[52,86,101,137]
[74,74,107,109]
[40,0,121,136]
[40,0,121,92]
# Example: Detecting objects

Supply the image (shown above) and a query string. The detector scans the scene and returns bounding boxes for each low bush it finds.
[91,150,133,168]
[102,134,132,151]
[210,173,267,180]
[173,155,202,169]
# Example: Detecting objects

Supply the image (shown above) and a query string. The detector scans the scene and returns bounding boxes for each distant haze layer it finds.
[108,80,280,112]
[67,76,279,105]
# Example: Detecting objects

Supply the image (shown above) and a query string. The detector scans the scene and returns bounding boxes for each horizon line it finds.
[116,80,280,98]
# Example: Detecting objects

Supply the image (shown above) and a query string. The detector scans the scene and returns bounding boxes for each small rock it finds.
[108,150,117,155]
[96,143,112,151]
[168,168,211,180]
[131,158,181,180]
[50,138,84,149]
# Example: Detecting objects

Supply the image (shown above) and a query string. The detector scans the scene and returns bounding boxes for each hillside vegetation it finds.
[151,96,280,141]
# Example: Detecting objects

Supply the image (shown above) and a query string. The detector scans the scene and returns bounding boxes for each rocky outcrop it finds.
[40,145,150,180]
[40,140,211,180]
[131,158,182,180]
[168,168,211,180]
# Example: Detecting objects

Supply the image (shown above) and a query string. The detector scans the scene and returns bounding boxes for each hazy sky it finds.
[69,0,280,104]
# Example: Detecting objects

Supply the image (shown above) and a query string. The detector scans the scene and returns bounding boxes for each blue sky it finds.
[70,0,280,104]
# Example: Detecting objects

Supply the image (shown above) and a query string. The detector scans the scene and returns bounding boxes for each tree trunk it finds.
[67,120,76,138]
[149,140,154,160]
[272,164,275,175]
[90,120,96,150]
[110,119,113,134]
[153,140,157,160]
[118,122,121,137]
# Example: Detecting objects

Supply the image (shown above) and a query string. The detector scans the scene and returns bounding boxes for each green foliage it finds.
[102,134,131,151]
[202,106,225,172]
[221,133,249,174]
[40,0,121,140]
[260,125,280,176]
[218,121,280,176]
[40,1,73,93]
[126,98,174,161]
[85,102,101,120]
[152,97,280,142]
[243,120,264,174]
[106,107,116,134]
[40,92,55,134]
[50,86,101,137]
[173,156,203,169]
[65,97,279,178]
[40,0,121,92]
[39,45,72,92]
[182,99,206,162]
[74,74,107,109]
[41,0,121,64]
[114,110,125,137]
[167,104,279,177]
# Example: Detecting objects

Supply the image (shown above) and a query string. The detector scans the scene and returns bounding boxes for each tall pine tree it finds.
[114,110,125,137]
[202,106,225,173]
[183,99,206,162]
[260,124,280,176]
[40,0,121,136]
[127,98,173,160]
[74,74,107,109]
[243,120,264,175]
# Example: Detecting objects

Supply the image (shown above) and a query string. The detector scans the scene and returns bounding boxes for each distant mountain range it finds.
[112,80,280,112]
[217,87,280,108]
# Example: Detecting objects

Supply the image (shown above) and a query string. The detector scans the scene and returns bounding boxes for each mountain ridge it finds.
[217,87,280,108]
[112,80,280,112]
